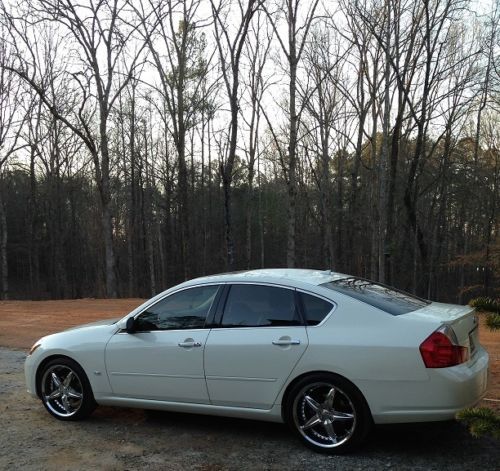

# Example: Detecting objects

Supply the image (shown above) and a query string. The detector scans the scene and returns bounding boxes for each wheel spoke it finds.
[332,410,354,420]
[51,372,62,388]
[61,396,71,413]
[301,414,321,430]
[323,387,336,410]
[67,388,83,400]
[45,390,61,400]
[304,395,320,412]
[323,420,338,443]
[63,371,74,388]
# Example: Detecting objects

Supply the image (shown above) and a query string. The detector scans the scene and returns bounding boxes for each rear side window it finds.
[221,284,301,327]
[321,278,430,316]
[299,292,334,326]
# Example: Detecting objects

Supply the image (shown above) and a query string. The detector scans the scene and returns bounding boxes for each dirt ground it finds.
[477,314,500,409]
[0,298,144,350]
[0,299,498,470]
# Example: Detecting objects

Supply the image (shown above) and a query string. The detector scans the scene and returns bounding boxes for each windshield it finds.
[321,278,430,315]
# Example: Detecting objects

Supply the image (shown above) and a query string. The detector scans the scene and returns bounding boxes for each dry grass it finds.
[0,298,144,349]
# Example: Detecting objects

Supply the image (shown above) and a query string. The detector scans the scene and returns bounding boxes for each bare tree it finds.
[5,0,146,297]
[240,10,272,268]
[264,0,320,267]
[0,0,497,304]
[0,24,30,299]
[211,0,261,269]
[301,24,349,269]
[133,0,214,278]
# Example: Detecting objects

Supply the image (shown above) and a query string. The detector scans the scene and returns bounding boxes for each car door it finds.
[204,283,308,409]
[105,284,221,403]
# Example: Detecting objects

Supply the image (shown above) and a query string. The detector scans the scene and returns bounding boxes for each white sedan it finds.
[25,269,489,453]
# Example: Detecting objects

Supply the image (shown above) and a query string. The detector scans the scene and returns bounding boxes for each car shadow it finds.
[91,406,498,460]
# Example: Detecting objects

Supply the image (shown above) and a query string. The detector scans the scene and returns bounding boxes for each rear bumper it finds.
[369,346,489,424]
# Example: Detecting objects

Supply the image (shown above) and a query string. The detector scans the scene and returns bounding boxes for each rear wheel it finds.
[285,373,371,453]
[39,358,96,421]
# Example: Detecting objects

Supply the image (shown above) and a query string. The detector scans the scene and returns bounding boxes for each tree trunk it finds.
[256,148,265,268]
[222,81,240,271]
[128,89,137,297]
[287,52,298,268]
[222,171,235,269]
[176,72,190,280]
[348,108,367,274]
[0,186,8,300]
[245,167,255,269]
[99,110,117,298]
[28,145,39,297]
[378,0,391,284]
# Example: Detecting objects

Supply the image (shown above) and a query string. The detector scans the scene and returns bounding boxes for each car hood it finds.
[64,317,119,331]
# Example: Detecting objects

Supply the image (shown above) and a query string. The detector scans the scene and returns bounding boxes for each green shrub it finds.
[486,313,500,331]
[469,297,500,314]
[457,408,500,440]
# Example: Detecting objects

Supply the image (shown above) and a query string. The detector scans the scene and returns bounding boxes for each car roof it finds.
[124,269,355,322]
[182,268,349,289]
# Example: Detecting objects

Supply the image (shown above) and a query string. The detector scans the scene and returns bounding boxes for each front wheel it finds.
[39,357,96,421]
[285,373,372,453]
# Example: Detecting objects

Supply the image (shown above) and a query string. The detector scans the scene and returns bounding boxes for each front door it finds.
[105,284,220,403]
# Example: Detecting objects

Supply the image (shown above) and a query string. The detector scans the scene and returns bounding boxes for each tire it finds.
[284,373,372,454]
[38,357,96,421]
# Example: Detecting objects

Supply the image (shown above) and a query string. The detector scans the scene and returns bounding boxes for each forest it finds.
[0,0,499,302]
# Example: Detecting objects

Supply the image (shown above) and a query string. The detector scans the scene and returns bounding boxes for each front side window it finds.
[221,284,301,327]
[321,278,430,316]
[135,285,219,331]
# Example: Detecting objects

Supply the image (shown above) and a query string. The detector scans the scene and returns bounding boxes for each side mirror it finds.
[125,317,136,334]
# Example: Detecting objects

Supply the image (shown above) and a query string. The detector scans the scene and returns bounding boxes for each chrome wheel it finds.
[41,364,84,418]
[292,381,356,449]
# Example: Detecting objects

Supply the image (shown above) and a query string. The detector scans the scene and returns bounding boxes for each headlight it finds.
[28,343,41,356]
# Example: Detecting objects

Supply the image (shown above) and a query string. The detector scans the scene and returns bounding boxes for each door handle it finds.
[178,341,202,348]
[272,339,301,346]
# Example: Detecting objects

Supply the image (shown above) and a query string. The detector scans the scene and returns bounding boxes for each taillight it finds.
[419,326,469,368]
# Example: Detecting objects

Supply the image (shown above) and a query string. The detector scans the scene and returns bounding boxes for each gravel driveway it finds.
[1,347,498,471]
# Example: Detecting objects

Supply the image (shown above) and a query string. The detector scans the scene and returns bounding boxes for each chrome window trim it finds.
[223,281,296,290]
[211,325,306,331]
[116,328,210,335]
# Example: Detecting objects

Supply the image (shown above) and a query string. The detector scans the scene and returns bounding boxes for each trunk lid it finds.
[405,302,479,356]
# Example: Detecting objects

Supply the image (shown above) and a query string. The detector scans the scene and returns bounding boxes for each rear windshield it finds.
[320,278,430,315]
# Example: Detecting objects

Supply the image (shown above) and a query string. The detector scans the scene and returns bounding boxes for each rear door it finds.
[204,283,308,409]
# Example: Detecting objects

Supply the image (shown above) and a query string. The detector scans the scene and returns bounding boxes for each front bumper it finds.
[25,352,39,399]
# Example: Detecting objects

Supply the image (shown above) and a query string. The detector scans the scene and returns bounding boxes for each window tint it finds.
[135,285,219,331]
[300,292,333,326]
[321,278,430,316]
[221,284,301,327]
